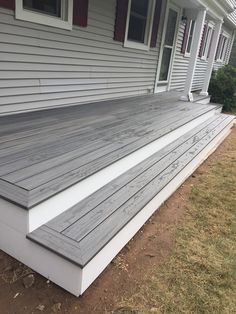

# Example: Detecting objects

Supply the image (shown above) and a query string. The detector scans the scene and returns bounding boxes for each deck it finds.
[0,91,220,208]
[0,91,235,296]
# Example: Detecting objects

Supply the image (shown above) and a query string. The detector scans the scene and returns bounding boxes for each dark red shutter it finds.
[150,0,162,48]
[198,24,207,57]
[114,0,129,42]
[73,0,89,27]
[0,0,15,10]
[181,20,190,54]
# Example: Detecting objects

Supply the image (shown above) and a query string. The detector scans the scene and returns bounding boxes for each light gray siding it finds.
[192,59,208,91]
[169,17,209,93]
[0,1,161,114]
[170,21,190,91]
[227,8,236,27]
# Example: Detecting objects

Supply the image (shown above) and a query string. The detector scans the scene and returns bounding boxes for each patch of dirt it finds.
[0,127,235,314]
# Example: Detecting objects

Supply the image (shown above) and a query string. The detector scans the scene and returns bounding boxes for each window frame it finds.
[216,32,230,63]
[184,19,195,57]
[15,0,73,30]
[124,0,156,51]
[201,23,214,61]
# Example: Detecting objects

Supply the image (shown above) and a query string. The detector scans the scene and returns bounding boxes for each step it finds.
[192,93,212,105]
[21,113,234,296]
[0,102,220,209]
[0,103,221,234]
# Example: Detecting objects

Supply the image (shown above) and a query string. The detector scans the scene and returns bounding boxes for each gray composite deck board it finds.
[21,106,219,206]
[0,101,188,163]
[0,100,194,158]
[0,102,188,174]
[0,92,220,208]
[11,105,212,185]
[47,114,225,233]
[27,114,234,267]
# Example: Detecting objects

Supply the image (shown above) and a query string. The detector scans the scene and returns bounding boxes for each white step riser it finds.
[28,108,219,232]
[0,198,28,234]
[0,221,82,295]
[0,121,233,297]
[195,97,211,105]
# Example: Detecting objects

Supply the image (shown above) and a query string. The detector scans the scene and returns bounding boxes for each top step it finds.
[27,114,234,268]
[0,96,221,208]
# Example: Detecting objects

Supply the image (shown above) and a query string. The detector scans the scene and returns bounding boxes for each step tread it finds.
[27,114,235,267]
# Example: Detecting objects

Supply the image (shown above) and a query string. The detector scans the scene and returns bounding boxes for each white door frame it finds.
[154,0,182,93]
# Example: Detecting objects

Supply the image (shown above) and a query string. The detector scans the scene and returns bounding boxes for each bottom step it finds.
[1,114,234,296]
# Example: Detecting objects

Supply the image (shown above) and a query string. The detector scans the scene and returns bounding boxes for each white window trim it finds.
[216,31,230,63]
[15,0,73,30]
[184,19,195,58]
[124,0,156,51]
[201,22,214,61]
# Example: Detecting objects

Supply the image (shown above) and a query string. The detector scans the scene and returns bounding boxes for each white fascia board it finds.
[197,0,228,20]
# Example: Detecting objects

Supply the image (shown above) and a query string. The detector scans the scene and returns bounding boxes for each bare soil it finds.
[0,127,235,314]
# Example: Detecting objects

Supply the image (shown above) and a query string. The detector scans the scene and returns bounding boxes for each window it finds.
[201,24,214,60]
[15,0,73,30]
[216,33,229,62]
[185,20,195,55]
[124,0,156,50]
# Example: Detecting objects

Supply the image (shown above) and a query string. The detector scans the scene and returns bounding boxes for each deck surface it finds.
[0,91,219,208]
[27,114,234,267]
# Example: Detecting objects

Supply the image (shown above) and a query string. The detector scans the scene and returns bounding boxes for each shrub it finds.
[209,65,236,112]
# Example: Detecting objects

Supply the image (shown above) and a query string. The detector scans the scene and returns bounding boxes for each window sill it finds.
[16,10,72,30]
[124,40,150,51]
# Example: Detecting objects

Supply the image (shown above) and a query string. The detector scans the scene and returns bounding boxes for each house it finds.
[0,0,235,296]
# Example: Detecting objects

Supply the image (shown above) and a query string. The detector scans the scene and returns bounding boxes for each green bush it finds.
[209,65,236,112]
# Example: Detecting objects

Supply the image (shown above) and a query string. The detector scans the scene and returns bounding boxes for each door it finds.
[155,2,180,93]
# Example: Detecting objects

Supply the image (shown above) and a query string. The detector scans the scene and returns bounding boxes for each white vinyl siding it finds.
[169,20,190,91]
[192,18,212,92]
[192,59,208,91]
[0,0,161,114]
[227,8,236,27]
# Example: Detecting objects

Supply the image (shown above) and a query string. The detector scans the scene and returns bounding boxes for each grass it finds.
[113,128,236,314]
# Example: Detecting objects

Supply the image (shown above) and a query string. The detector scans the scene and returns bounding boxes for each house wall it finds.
[170,14,213,92]
[170,12,235,93]
[192,22,234,91]
[169,16,210,93]
[0,0,161,114]
[192,59,208,91]
[214,25,235,70]
[169,20,190,91]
